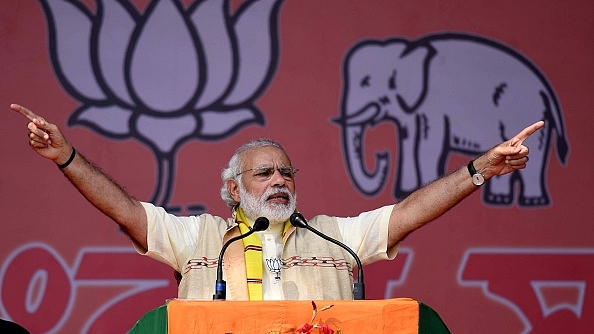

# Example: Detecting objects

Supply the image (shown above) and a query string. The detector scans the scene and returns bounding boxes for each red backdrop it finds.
[1,0,592,333]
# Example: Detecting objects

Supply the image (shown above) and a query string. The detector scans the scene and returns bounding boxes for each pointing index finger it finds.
[511,121,545,146]
[11,104,41,122]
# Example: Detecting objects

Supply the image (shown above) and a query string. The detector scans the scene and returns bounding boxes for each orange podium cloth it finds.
[167,298,427,333]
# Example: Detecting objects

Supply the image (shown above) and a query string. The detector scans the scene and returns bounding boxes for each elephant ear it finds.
[395,42,436,114]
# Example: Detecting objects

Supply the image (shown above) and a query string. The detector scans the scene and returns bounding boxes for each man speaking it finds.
[11,103,544,301]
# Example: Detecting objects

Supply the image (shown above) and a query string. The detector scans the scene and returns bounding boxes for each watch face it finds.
[472,173,485,186]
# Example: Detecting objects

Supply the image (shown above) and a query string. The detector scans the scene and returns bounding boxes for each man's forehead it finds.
[240,146,291,167]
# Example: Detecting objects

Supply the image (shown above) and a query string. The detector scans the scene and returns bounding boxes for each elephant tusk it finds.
[334,104,381,126]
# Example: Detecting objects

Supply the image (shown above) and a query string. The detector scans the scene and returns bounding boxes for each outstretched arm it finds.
[387,121,545,247]
[11,104,148,251]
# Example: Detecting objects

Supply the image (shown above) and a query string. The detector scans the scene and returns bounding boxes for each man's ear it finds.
[227,179,241,203]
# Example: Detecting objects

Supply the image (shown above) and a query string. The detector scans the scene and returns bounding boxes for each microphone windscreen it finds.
[289,212,308,228]
[253,217,270,231]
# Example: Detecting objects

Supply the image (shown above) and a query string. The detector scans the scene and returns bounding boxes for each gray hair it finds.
[220,138,286,209]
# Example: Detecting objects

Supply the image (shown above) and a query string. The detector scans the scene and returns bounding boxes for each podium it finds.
[130,298,450,333]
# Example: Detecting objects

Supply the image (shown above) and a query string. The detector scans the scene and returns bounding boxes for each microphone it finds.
[213,216,270,300]
[289,212,365,300]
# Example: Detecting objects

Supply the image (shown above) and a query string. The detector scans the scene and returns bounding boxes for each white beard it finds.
[239,185,297,225]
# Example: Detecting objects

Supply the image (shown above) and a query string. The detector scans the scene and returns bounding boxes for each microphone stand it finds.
[290,212,365,300]
[213,217,269,300]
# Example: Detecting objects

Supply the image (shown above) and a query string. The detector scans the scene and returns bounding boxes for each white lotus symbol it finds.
[40,0,284,213]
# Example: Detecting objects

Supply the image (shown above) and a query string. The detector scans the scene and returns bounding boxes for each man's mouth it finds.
[267,192,289,204]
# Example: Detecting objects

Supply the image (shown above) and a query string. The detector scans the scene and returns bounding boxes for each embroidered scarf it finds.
[235,207,291,300]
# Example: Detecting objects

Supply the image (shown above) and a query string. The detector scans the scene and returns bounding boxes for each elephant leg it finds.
[517,154,550,207]
[418,144,443,187]
[394,115,445,197]
[483,155,550,207]
[516,123,554,207]
[395,135,419,196]
[483,174,514,205]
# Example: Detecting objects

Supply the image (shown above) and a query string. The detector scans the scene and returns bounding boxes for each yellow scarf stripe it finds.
[235,208,294,300]
[236,208,264,301]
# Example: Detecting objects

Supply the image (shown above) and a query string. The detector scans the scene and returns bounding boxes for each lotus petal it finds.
[223,0,282,105]
[95,0,139,106]
[189,0,234,109]
[68,105,132,137]
[129,0,200,112]
[40,0,107,101]
[136,113,197,152]
[199,108,264,138]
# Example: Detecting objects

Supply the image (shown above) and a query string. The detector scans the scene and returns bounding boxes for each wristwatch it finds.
[467,160,485,186]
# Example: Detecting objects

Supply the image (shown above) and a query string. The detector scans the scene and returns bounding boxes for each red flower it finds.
[295,301,337,333]
[318,323,334,334]
[297,323,314,333]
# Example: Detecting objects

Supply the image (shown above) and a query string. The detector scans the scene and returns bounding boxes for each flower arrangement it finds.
[295,301,340,334]
[228,301,341,334]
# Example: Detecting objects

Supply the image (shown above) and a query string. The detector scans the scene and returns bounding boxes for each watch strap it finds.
[467,160,478,176]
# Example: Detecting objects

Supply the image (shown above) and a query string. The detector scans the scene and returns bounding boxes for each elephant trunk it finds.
[341,124,389,196]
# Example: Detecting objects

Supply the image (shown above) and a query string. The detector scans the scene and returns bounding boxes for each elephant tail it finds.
[541,90,570,165]
[556,134,569,165]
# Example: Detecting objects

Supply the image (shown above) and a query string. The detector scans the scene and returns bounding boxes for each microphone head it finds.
[252,217,270,231]
[289,212,308,228]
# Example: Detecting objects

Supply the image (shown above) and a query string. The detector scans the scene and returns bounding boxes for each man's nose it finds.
[270,168,287,187]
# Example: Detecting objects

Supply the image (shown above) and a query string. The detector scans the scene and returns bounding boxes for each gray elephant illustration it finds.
[335,33,569,207]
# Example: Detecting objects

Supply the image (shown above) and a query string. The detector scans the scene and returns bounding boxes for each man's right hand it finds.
[11,103,149,250]
[11,103,73,166]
